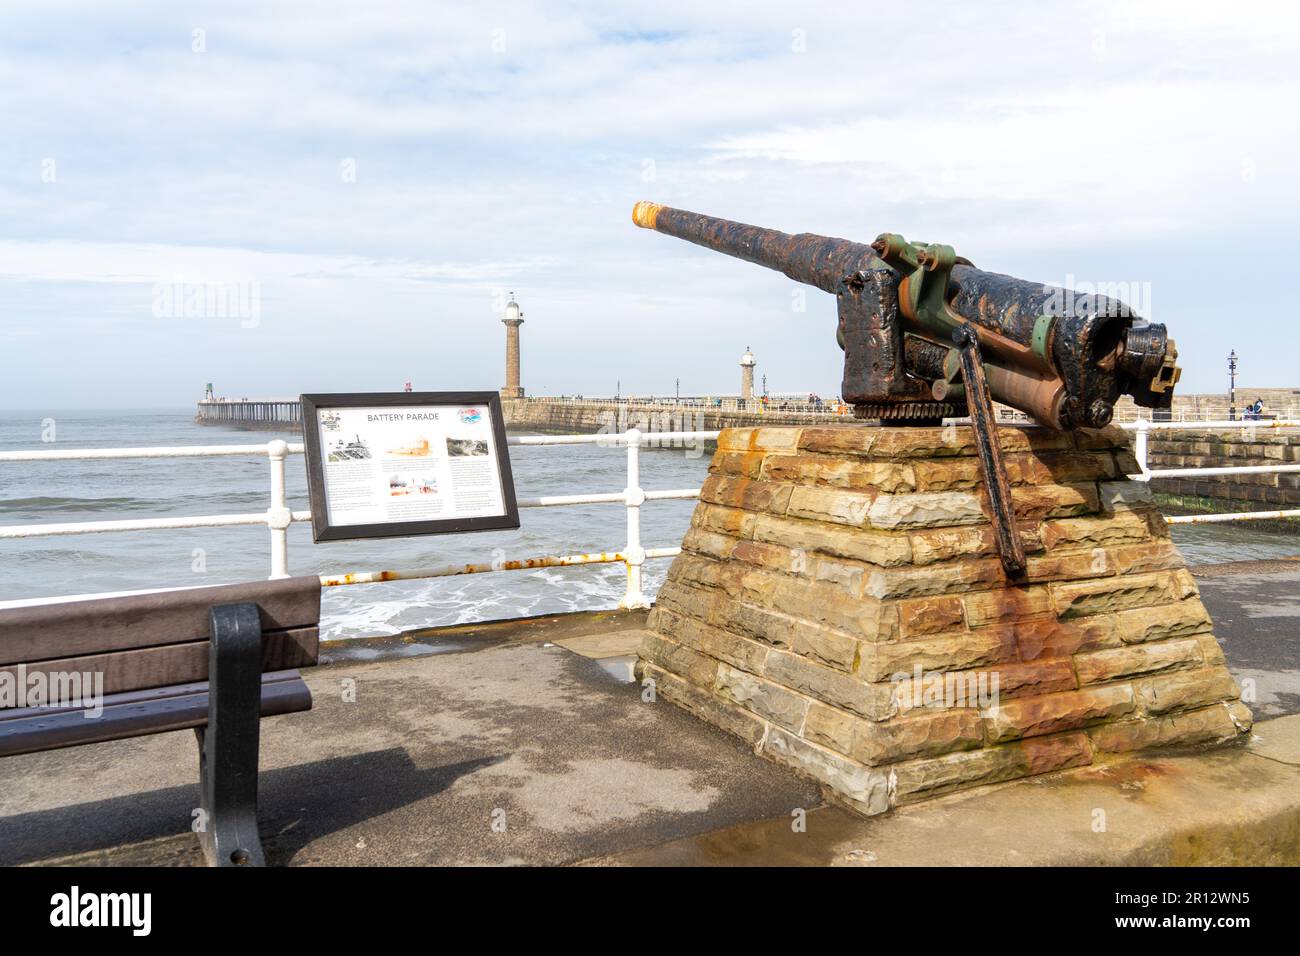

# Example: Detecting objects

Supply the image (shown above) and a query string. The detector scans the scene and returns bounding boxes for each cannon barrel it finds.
[632,201,1180,429]
[632,200,879,295]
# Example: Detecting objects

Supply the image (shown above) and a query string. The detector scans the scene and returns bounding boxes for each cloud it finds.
[1,0,1298,404]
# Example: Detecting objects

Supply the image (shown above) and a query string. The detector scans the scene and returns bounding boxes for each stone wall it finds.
[1114,386,1300,422]
[637,425,1251,815]
[501,398,851,435]
[1147,428,1300,508]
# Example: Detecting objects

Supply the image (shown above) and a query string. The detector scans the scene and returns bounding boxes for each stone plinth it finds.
[636,425,1252,816]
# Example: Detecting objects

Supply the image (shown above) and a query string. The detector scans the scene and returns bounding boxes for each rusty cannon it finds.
[630,200,1182,576]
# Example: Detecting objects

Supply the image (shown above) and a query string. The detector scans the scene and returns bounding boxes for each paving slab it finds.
[3,559,1299,867]
[0,625,819,866]
[587,717,1300,867]
[1194,563,1300,719]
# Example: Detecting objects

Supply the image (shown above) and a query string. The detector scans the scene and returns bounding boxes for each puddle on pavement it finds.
[323,636,494,664]
[596,655,637,683]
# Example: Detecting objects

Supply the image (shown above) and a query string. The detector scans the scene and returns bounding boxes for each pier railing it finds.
[0,430,709,611]
[2,420,1298,613]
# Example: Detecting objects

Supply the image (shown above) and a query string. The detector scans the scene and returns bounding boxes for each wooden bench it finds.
[0,576,322,866]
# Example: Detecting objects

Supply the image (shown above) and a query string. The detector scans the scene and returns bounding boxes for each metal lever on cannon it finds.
[952,323,1027,577]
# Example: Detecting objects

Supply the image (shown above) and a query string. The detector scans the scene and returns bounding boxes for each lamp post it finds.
[1228,350,1238,421]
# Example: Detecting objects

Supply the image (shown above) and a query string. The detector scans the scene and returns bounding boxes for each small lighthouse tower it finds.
[739,346,757,401]
[501,293,525,399]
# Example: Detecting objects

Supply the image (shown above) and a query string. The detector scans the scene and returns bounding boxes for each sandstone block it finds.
[908,524,1015,565]
[1196,632,1228,666]
[1099,480,1156,513]
[717,427,802,453]
[680,613,772,674]
[1018,449,1118,483]
[729,538,807,576]
[1039,510,1153,551]
[870,427,979,459]
[1024,548,1115,584]
[763,726,891,815]
[892,658,1076,715]
[851,708,984,765]
[692,503,758,539]
[716,664,810,732]
[1136,667,1240,716]
[983,683,1135,742]
[638,662,768,747]
[1011,482,1100,519]
[864,626,1019,682]
[751,513,913,568]
[962,585,1052,627]
[1051,572,1176,617]
[786,484,876,527]
[759,575,893,639]
[1088,702,1245,753]
[763,454,915,493]
[710,451,766,479]
[997,428,1078,453]
[1073,638,1202,684]
[1109,540,1186,576]
[1011,613,1118,661]
[897,595,966,639]
[792,622,862,671]
[867,491,985,530]
[797,427,876,457]
[1017,731,1095,776]
[680,527,740,561]
[1073,425,1129,450]
[864,557,1007,600]
[640,631,720,688]
[891,729,1093,804]
[911,457,983,492]
[698,475,793,515]
[802,701,861,753]
[1112,601,1212,644]
[765,649,896,720]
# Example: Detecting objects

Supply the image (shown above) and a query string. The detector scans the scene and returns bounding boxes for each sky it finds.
[2,0,1298,408]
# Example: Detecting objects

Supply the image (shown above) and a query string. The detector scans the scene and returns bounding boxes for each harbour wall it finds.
[500,398,851,435]
[1147,428,1300,511]
[191,396,1300,516]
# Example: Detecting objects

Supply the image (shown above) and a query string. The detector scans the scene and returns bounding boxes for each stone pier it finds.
[637,424,1252,815]
[195,399,303,431]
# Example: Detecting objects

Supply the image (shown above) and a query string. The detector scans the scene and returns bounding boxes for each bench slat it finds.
[0,626,318,700]
[0,576,322,665]
[0,670,311,757]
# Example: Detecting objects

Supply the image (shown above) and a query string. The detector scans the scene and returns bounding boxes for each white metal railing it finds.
[0,429,717,611]
[2,420,1298,613]
[1123,419,1300,524]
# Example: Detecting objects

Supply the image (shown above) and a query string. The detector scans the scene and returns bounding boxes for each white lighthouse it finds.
[739,346,757,401]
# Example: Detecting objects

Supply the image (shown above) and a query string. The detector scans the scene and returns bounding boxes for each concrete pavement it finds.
[1,559,1297,866]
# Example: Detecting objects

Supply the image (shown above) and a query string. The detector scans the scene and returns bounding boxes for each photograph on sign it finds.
[300,392,519,541]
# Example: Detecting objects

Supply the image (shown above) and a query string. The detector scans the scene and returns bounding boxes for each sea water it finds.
[1,410,1294,641]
